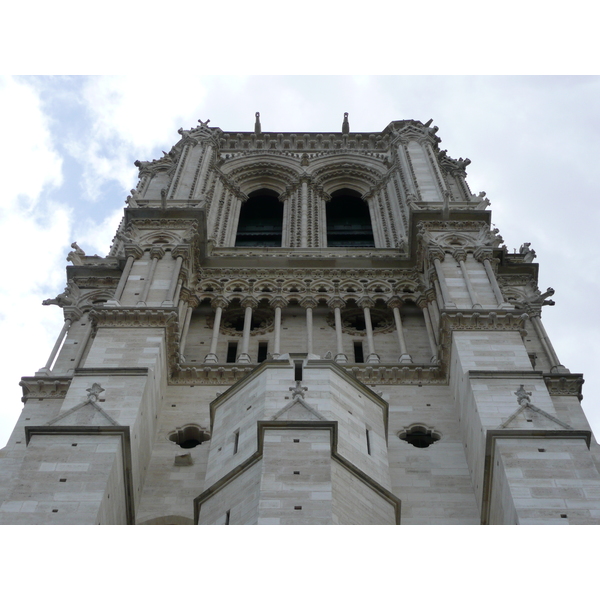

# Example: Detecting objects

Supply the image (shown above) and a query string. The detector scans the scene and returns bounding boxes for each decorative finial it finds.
[86,383,105,403]
[289,381,308,401]
[255,112,261,134]
[514,384,532,406]
[342,112,349,134]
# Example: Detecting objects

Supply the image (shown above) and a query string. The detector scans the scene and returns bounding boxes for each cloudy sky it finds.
[1,75,598,449]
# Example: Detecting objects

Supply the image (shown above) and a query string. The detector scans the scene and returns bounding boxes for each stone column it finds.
[205,298,228,363]
[270,297,288,358]
[474,248,510,308]
[164,253,184,306]
[110,244,144,305]
[178,298,196,363]
[418,297,438,363]
[529,310,568,373]
[238,297,258,363]
[138,247,165,305]
[358,297,380,363]
[328,297,347,363]
[36,307,82,375]
[69,318,94,373]
[388,297,412,363]
[453,249,482,309]
[300,297,318,355]
[430,248,456,309]
[425,288,441,335]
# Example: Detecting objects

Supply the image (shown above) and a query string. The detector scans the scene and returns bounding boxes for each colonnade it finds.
[184,295,437,365]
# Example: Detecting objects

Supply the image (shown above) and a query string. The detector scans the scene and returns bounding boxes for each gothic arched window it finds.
[235,189,283,247]
[326,189,375,247]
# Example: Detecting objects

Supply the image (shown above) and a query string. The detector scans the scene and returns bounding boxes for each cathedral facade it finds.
[1,115,598,524]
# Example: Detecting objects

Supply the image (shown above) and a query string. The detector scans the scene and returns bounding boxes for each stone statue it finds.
[42,279,79,307]
[520,242,537,262]
[67,242,85,265]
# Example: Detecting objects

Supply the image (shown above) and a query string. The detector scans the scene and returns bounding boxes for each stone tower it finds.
[1,115,599,525]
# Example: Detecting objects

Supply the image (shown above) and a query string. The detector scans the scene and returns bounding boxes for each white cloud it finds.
[0,77,71,447]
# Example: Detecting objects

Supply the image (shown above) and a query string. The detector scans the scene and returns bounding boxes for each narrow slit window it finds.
[226,341,238,363]
[294,361,303,381]
[354,341,364,363]
[225,510,230,525]
[257,341,268,363]
[366,428,371,455]
[233,430,239,455]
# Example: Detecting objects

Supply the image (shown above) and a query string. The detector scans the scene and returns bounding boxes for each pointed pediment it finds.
[270,398,326,422]
[46,400,120,427]
[499,403,572,431]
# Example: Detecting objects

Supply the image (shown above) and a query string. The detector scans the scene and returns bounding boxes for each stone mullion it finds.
[138,247,165,305]
[301,180,309,247]
[375,191,391,248]
[385,180,401,247]
[319,191,328,247]
[164,254,184,305]
[474,248,509,308]
[199,145,214,197]
[226,194,243,247]
[367,195,384,248]
[281,197,290,247]
[111,245,144,305]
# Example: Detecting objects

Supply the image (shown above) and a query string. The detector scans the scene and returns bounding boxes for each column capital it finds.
[211,297,229,310]
[473,247,493,263]
[387,296,403,310]
[171,245,190,261]
[270,296,289,309]
[300,297,318,309]
[416,295,429,310]
[358,296,375,309]
[149,247,166,260]
[428,247,446,263]
[241,297,259,309]
[327,297,346,310]
[124,244,144,259]
[452,248,467,263]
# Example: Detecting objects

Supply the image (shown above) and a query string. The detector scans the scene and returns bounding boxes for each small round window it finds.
[168,425,210,449]
[398,424,441,449]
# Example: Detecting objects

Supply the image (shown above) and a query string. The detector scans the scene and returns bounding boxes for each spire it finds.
[254,112,261,134]
[342,112,349,134]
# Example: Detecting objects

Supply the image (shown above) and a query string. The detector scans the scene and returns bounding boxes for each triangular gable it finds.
[46,399,120,427]
[270,398,326,422]
[499,403,572,431]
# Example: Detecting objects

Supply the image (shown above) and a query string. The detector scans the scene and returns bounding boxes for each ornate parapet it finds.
[543,373,585,400]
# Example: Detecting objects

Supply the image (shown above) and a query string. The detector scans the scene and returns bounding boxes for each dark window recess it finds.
[294,362,303,381]
[227,341,238,363]
[235,189,283,247]
[257,342,268,363]
[366,428,371,455]
[225,510,230,525]
[399,425,441,449]
[326,189,375,247]
[354,341,365,363]
[294,506,302,510]
[233,430,240,455]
